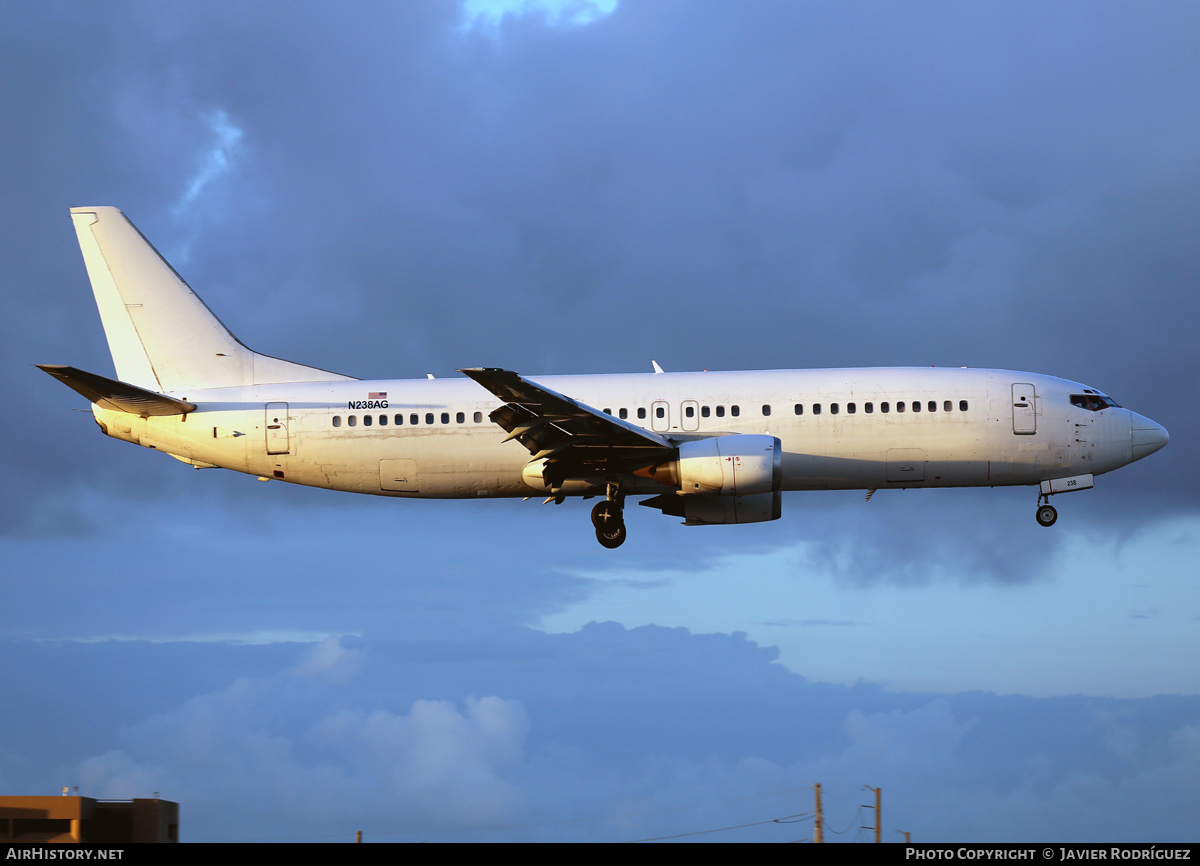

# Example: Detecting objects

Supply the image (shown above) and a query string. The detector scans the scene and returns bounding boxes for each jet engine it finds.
[640,434,782,496]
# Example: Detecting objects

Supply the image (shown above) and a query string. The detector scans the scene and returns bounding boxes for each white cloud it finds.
[78,750,173,801]
[310,697,529,826]
[459,0,617,35]
[74,640,529,838]
[287,636,364,683]
[173,109,244,214]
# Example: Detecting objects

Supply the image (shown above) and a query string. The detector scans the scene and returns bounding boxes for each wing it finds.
[460,367,675,491]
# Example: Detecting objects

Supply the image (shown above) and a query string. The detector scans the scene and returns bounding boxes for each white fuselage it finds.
[52,207,1169,544]
[90,366,1155,500]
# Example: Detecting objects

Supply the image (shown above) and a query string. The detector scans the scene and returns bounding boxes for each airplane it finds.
[40,207,1169,548]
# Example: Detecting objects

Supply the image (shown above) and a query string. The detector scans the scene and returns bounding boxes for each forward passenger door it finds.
[1012,384,1036,435]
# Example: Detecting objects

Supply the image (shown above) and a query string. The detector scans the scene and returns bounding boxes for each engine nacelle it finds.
[684,491,781,525]
[642,434,782,496]
[640,489,782,525]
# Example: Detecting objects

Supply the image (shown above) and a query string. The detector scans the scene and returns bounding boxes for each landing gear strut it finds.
[591,484,626,549]
[1035,494,1058,527]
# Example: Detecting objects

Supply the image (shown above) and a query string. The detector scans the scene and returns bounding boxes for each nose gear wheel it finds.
[1036,504,1058,527]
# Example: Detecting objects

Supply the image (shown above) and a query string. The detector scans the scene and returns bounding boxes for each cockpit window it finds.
[1071,394,1119,411]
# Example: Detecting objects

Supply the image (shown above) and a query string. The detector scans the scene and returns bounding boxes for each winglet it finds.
[651,360,664,374]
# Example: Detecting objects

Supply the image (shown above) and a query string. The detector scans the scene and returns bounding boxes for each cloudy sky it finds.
[3,0,1198,843]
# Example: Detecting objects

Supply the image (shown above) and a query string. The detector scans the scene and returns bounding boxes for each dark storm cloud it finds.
[0,12,1189,669]
[0,4,1195,844]
[0,495,609,642]
[0,3,1189,599]
[2,628,1197,842]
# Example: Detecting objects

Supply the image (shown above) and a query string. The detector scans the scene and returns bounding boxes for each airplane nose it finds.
[1130,413,1169,460]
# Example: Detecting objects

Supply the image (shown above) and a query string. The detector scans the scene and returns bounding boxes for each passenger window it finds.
[656,406,665,419]
[943,401,952,412]
[395,414,403,425]
[686,405,695,418]
[959,400,968,412]
[761,404,771,416]
[731,405,740,417]
[364,415,373,426]
[441,412,450,424]
[912,401,920,413]
[410,414,419,425]
[348,415,357,427]
[898,402,906,413]
[425,413,434,425]
[332,416,341,427]
[456,412,465,424]
[474,412,483,423]
[701,406,710,418]
[813,403,822,415]
[881,402,890,413]
[380,415,388,425]
[603,408,611,415]
[830,403,839,415]
[716,406,725,418]
[794,404,803,415]
[638,407,647,419]
[619,408,628,420]
[928,401,936,413]
[865,402,873,414]
[847,403,856,414]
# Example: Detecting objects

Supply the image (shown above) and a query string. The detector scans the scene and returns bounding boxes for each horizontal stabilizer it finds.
[37,365,196,417]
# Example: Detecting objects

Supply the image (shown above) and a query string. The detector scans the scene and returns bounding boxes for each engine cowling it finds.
[642,434,782,496]
[681,490,782,525]
[639,488,782,524]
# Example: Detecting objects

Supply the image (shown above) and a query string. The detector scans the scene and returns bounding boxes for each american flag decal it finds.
[369,392,387,399]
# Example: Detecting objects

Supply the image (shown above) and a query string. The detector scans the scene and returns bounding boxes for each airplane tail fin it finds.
[69,207,353,392]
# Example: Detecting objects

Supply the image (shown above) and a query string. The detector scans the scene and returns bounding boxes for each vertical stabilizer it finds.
[69,207,353,392]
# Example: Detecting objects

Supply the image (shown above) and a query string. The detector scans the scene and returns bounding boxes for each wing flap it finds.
[38,365,196,417]
[460,367,675,489]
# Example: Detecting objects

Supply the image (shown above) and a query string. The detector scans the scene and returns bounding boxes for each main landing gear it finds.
[591,484,627,549]
[1035,493,1058,527]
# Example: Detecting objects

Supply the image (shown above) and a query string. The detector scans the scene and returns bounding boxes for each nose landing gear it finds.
[1035,475,1096,527]
[591,485,627,548]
